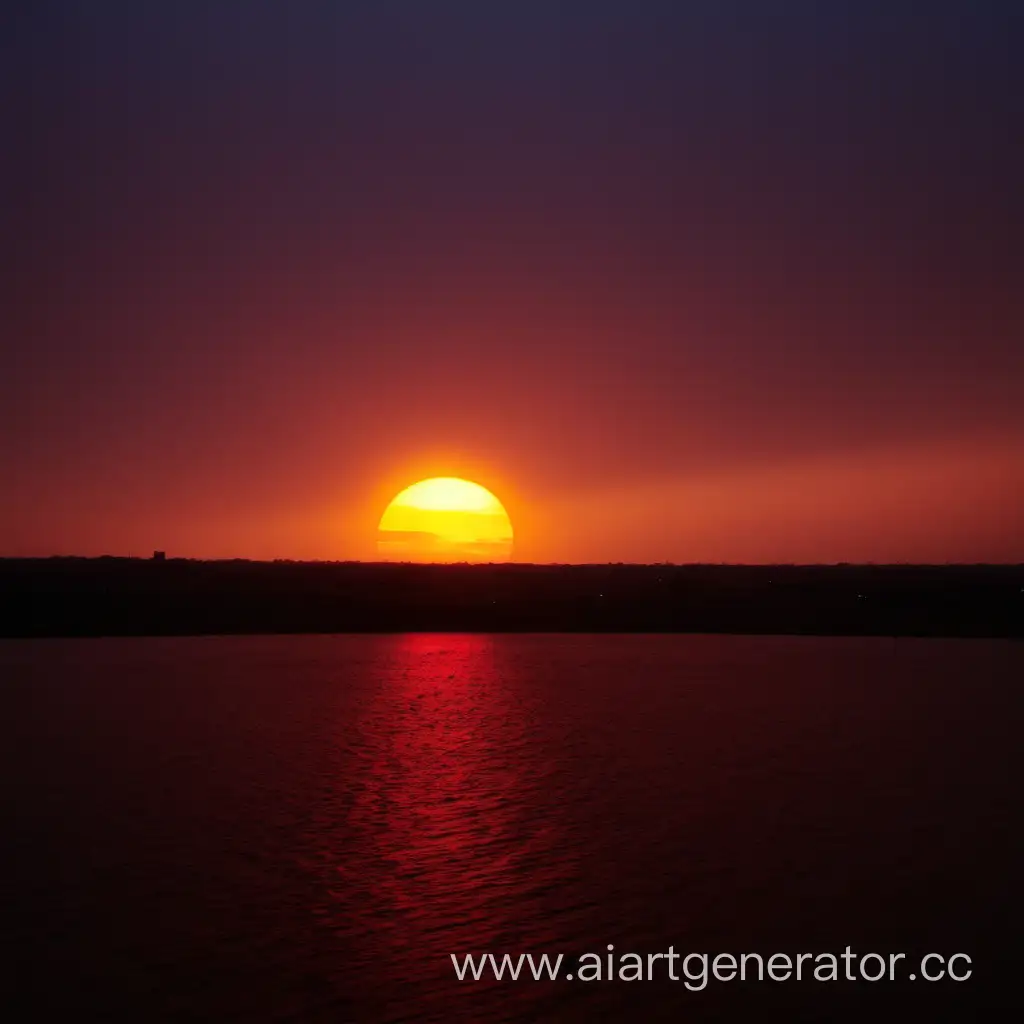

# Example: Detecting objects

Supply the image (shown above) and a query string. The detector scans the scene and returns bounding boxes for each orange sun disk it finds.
[377,477,514,563]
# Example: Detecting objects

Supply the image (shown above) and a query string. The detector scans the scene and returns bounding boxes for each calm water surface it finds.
[2,634,1022,1021]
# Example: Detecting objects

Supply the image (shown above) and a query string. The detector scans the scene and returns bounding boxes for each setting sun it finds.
[377,477,514,562]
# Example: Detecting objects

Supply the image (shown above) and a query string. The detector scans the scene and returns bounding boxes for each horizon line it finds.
[2,556,1022,569]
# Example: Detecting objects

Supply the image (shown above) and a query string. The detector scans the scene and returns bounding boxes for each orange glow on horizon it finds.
[377,477,514,562]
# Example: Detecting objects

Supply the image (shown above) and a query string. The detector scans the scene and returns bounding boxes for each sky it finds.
[3,1,1022,563]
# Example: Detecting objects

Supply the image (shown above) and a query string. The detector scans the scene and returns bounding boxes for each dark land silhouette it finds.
[2,558,1021,638]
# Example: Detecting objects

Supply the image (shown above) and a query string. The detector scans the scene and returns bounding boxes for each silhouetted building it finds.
[152,550,166,562]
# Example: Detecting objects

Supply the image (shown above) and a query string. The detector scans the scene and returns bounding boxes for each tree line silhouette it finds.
[2,558,1021,637]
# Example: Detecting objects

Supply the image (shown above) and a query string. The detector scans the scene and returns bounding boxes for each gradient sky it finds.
[3,1,1022,562]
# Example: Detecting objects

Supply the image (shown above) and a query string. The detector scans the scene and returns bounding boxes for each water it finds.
[2,634,1021,1021]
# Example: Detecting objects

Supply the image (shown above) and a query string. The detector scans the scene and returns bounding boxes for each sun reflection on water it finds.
[312,635,573,1015]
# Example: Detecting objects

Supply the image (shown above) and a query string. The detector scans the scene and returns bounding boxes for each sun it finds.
[377,477,514,562]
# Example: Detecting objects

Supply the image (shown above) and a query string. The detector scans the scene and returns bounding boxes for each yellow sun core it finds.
[377,477,514,563]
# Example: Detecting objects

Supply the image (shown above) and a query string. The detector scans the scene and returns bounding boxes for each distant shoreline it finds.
[2,559,1020,639]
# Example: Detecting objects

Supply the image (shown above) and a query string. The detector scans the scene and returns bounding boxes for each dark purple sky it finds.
[3,2,1022,561]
